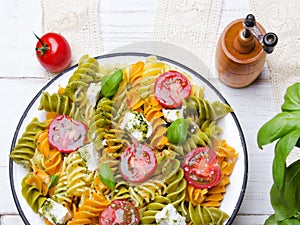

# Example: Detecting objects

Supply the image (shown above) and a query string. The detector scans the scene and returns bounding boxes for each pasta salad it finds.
[10,55,238,225]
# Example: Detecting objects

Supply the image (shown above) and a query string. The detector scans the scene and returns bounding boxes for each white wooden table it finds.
[0,0,277,224]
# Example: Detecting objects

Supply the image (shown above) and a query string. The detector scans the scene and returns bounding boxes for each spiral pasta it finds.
[101,128,131,158]
[51,172,71,205]
[201,140,238,207]
[35,130,63,175]
[140,196,172,224]
[65,153,93,197]
[10,118,49,164]
[168,128,211,157]
[64,55,100,103]
[143,95,168,149]
[67,191,110,225]
[129,179,167,207]
[52,152,93,206]
[88,97,116,148]
[25,169,50,196]
[38,91,75,116]
[164,159,187,217]
[187,202,229,225]
[21,173,47,213]
[185,96,233,126]
[185,140,238,208]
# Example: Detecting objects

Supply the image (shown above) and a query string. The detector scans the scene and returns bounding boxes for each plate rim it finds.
[9,52,248,225]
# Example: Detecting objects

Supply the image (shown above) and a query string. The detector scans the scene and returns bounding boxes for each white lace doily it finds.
[249,0,300,111]
[154,0,222,79]
[250,0,300,164]
[41,0,102,79]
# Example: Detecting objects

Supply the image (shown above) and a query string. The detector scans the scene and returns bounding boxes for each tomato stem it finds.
[34,32,49,56]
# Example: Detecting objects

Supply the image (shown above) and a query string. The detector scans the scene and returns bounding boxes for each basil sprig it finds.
[101,69,123,98]
[99,163,115,189]
[257,82,300,224]
[167,118,188,145]
[48,175,59,189]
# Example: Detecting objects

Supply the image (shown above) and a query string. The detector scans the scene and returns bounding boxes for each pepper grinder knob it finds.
[243,14,278,54]
[243,14,256,36]
[215,14,278,88]
[263,32,278,54]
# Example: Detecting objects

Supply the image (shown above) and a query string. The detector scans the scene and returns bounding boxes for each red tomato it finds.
[35,32,71,73]
[120,143,157,183]
[182,147,222,189]
[100,200,140,225]
[154,70,192,108]
[48,115,87,153]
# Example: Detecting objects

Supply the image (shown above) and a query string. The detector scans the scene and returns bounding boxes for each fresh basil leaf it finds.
[167,118,188,145]
[279,218,300,225]
[271,160,300,221]
[273,130,300,189]
[282,82,300,112]
[48,175,59,189]
[101,69,123,97]
[257,111,300,149]
[264,214,277,225]
[99,163,115,189]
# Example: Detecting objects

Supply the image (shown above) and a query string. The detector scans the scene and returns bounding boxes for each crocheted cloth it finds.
[250,0,300,111]
[153,0,222,79]
[41,0,102,79]
[250,0,300,164]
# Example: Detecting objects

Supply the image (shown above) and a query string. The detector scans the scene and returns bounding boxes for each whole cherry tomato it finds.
[35,32,72,73]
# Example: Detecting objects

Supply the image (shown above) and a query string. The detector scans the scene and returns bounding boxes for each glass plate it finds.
[9,52,248,225]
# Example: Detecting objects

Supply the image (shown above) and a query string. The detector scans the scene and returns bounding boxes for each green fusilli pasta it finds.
[38,91,74,116]
[21,173,47,213]
[140,196,172,224]
[165,159,187,212]
[187,202,229,225]
[88,97,116,148]
[185,96,233,126]
[64,55,100,104]
[10,118,49,164]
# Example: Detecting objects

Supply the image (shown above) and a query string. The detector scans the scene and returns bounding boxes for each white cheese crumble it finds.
[155,204,186,225]
[39,198,71,225]
[120,111,153,142]
[78,143,98,171]
[162,108,184,123]
[86,82,102,106]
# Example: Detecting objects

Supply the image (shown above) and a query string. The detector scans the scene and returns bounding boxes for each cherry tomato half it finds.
[182,147,222,189]
[100,200,140,225]
[154,70,192,109]
[120,143,157,183]
[48,115,87,153]
[35,32,71,73]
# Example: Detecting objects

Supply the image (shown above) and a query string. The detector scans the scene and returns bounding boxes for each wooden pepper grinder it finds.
[216,14,278,88]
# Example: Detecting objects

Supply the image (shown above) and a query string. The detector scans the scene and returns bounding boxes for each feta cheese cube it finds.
[39,198,71,225]
[87,82,102,106]
[155,204,186,225]
[78,143,98,171]
[120,111,153,142]
[162,108,184,123]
